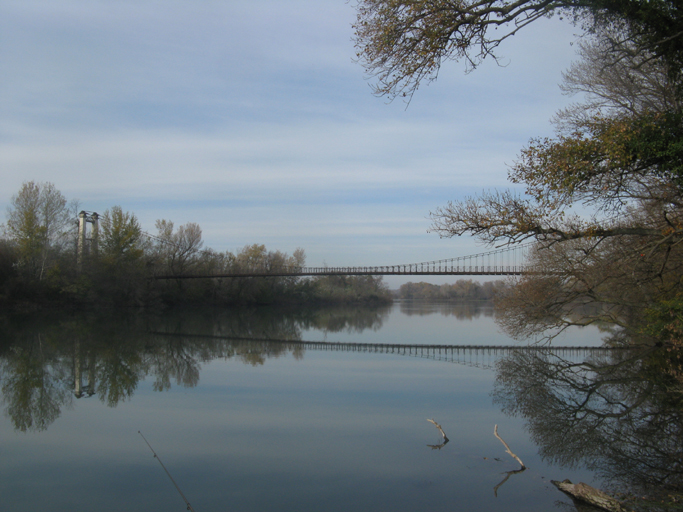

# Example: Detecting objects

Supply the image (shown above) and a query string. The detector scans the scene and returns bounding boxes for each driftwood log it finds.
[552,479,632,512]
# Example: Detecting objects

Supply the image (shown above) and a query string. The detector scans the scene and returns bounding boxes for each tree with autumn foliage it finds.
[355,1,683,341]
[427,30,683,338]
[354,0,683,102]
[430,107,683,341]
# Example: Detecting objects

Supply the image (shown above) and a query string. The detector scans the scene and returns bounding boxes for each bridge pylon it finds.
[77,211,100,270]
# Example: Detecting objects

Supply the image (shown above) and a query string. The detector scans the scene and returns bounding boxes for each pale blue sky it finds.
[1,1,582,281]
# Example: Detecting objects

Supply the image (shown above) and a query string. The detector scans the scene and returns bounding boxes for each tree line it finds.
[0,181,391,309]
[395,279,505,301]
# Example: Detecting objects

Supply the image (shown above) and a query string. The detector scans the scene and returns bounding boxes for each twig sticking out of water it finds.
[493,425,526,469]
[427,418,449,450]
[427,418,449,442]
[139,431,196,512]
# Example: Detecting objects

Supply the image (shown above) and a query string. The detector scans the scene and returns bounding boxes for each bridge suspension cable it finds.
[387,243,534,274]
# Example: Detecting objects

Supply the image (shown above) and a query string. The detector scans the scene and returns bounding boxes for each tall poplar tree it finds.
[4,181,74,280]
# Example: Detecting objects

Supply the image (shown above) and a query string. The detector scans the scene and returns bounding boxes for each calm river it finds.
[0,301,644,511]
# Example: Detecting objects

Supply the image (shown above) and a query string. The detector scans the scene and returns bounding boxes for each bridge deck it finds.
[153,268,525,279]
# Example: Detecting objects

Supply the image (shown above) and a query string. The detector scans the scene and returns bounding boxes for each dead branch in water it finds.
[427,418,449,441]
[426,418,450,449]
[493,424,526,469]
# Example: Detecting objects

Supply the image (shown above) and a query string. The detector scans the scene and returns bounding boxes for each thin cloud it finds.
[1,1,581,272]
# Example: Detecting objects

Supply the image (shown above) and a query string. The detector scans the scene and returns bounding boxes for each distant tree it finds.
[99,206,144,262]
[3,181,75,280]
[205,244,308,304]
[311,274,390,303]
[153,219,204,276]
[397,279,503,300]
[96,206,147,305]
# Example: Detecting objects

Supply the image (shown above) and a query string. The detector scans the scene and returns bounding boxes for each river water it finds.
[0,302,641,511]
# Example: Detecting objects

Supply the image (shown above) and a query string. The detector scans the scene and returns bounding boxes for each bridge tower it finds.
[77,211,99,270]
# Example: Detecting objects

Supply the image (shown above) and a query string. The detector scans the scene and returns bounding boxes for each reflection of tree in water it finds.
[0,333,71,431]
[0,305,389,431]
[492,346,683,499]
[295,304,390,334]
[146,337,201,391]
[398,300,494,320]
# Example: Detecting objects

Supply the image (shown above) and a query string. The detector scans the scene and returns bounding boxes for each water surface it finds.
[0,302,614,511]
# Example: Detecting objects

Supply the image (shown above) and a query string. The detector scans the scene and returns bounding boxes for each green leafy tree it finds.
[95,206,147,305]
[430,113,683,243]
[229,244,307,304]
[99,206,144,262]
[310,274,391,303]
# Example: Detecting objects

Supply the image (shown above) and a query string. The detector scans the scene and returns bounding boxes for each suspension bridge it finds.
[153,244,533,279]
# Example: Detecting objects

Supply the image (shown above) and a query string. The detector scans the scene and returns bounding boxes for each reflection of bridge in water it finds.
[297,341,621,369]
[153,331,623,370]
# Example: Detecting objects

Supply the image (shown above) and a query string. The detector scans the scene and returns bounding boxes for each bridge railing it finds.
[152,265,531,279]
